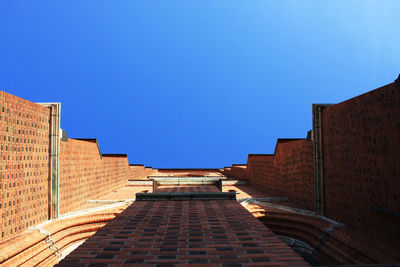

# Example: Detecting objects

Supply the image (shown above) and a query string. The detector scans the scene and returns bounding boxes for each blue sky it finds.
[1,1,399,168]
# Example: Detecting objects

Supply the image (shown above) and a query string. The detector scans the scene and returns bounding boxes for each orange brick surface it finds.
[60,140,130,214]
[241,139,314,211]
[0,91,51,241]
[57,199,307,266]
[129,165,158,179]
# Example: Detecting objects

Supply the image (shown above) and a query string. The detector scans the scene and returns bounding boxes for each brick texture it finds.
[245,139,314,211]
[0,91,51,242]
[223,164,247,180]
[60,140,130,214]
[57,199,307,266]
[273,139,314,210]
[0,206,125,266]
[0,90,132,242]
[245,203,400,264]
[321,82,400,247]
[129,165,158,179]
[246,155,274,193]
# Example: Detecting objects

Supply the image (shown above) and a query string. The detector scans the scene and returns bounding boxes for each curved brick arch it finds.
[245,203,400,265]
[0,209,123,266]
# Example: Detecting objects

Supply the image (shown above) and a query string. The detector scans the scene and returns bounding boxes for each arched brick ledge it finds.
[0,210,122,266]
[244,203,400,265]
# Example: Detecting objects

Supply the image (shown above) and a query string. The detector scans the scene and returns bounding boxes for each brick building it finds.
[0,76,399,266]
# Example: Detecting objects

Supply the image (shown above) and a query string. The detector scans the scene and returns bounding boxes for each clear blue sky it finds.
[1,1,399,168]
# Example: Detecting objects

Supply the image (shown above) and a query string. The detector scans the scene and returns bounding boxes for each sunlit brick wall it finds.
[0,91,51,241]
[226,165,247,180]
[102,155,130,192]
[322,82,400,246]
[59,139,129,214]
[129,165,156,179]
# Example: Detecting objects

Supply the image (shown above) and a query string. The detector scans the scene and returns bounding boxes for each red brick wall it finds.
[0,91,132,242]
[246,139,314,211]
[129,165,157,179]
[222,165,247,180]
[273,139,314,210]
[58,199,306,266]
[229,165,247,180]
[59,139,129,214]
[0,91,51,241]
[322,82,400,246]
[247,155,274,191]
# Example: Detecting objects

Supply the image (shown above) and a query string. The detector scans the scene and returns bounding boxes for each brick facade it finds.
[273,139,314,210]
[246,154,274,193]
[245,139,314,211]
[223,164,247,180]
[0,91,131,242]
[57,197,306,266]
[0,91,51,241]
[59,140,130,214]
[321,82,400,247]
[1,79,400,265]
[246,203,400,264]
[129,164,157,179]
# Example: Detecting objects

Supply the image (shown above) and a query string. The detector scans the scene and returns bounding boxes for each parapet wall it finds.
[273,139,314,210]
[222,165,247,180]
[59,140,129,214]
[0,90,131,243]
[245,139,314,211]
[232,80,400,247]
[246,154,274,192]
[129,165,157,180]
[0,91,51,241]
[321,82,400,247]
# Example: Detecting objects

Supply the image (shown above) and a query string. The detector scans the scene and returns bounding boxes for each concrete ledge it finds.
[136,192,236,201]
[149,177,223,181]
[87,199,135,204]
[150,177,223,191]
[239,197,288,203]
[128,179,247,186]
[222,180,248,185]
[128,180,153,185]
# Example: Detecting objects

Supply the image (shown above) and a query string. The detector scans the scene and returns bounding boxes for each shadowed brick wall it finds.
[245,139,314,211]
[273,139,314,210]
[321,82,400,246]
[59,140,129,214]
[0,91,51,241]
[247,155,274,191]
